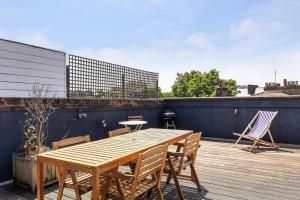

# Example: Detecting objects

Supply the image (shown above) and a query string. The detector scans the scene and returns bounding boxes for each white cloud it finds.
[0,28,62,50]
[184,32,215,49]
[21,31,62,50]
[229,18,286,48]
[0,29,8,38]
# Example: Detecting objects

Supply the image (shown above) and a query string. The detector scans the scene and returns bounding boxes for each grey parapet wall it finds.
[0,98,164,183]
[1,96,300,183]
[164,96,300,145]
[0,38,66,98]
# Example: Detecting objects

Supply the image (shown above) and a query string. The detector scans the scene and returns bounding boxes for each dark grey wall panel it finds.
[165,98,300,145]
[0,105,164,183]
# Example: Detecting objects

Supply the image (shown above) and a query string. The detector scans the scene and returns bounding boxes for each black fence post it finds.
[156,80,159,99]
[122,74,125,99]
[66,65,70,99]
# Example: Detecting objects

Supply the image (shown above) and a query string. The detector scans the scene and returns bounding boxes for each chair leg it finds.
[101,176,111,200]
[70,171,82,200]
[129,162,136,174]
[116,178,126,200]
[176,145,182,153]
[190,165,201,191]
[249,140,258,151]
[57,183,65,200]
[168,156,184,200]
[268,130,278,148]
[166,173,172,184]
[147,188,154,198]
[234,136,243,147]
[156,187,164,200]
[56,167,67,200]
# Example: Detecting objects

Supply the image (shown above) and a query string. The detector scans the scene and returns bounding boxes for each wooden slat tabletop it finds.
[38,128,191,169]
[37,128,192,200]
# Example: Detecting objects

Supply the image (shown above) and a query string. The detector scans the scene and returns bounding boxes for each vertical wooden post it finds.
[36,156,44,200]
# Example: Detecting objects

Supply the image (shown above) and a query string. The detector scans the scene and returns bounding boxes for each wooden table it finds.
[36,128,192,200]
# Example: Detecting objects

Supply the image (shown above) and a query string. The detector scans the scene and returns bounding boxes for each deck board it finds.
[1,140,300,199]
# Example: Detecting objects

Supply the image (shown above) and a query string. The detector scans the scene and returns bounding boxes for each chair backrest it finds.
[133,145,168,189]
[248,111,278,139]
[52,135,91,150]
[179,133,201,172]
[108,127,131,138]
[128,115,143,121]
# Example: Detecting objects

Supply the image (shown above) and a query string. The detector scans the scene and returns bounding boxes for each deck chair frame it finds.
[233,111,279,151]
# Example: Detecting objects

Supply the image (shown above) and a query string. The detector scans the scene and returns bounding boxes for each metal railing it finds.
[67,54,159,99]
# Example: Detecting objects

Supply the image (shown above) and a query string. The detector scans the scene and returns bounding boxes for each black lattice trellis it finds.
[67,55,159,99]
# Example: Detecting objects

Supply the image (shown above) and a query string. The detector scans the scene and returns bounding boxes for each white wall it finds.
[237,87,264,97]
[0,39,66,98]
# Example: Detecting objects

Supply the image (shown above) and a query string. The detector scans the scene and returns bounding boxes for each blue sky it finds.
[1,0,300,91]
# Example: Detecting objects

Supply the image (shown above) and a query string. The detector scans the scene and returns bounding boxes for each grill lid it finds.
[162,110,176,119]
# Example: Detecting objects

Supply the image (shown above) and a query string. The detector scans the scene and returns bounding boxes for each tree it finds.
[161,92,174,98]
[224,79,239,96]
[171,69,239,97]
[22,83,55,156]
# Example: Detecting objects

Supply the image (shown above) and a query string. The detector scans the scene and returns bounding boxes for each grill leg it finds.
[172,121,176,129]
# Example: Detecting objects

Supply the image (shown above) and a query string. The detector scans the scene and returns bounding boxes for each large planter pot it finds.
[12,153,57,192]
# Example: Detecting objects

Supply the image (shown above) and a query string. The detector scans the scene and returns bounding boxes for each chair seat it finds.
[108,174,157,199]
[164,156,193,173]
[233,133,256,141]
[65,173,108,194]
[174,140,201,148]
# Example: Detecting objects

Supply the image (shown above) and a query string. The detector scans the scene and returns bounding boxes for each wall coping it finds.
[162,96,300,101]
[0,98,164,111]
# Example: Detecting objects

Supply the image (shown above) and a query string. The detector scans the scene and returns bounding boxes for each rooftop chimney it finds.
[283,79,287,86]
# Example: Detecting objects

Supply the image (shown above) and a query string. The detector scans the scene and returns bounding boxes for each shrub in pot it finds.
[13,84,56,192]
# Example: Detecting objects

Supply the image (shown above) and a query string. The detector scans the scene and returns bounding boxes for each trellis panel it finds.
[68,55,158,99]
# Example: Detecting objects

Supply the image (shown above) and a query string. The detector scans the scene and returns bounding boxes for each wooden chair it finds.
[52,135,107,200]
[164,133,202,200]
[233,110,279,151]
[127,115,144,121]
[105,145,168,200]
[108,127,131,138]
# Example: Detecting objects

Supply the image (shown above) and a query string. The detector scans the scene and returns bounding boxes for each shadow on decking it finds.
[1,140,300,200]
[238,146,296,154]
[0,182,207,200]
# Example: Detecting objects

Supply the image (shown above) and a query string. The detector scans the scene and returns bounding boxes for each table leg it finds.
[137,124,143,131]
[134,125,139,131]
[92,169,100,200]
[36,157,44,200]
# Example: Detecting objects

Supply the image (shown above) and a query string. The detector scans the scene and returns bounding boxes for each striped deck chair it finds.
[233,111,279,151]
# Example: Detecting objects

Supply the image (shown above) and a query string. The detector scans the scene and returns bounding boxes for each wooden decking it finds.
[1,140,300,200]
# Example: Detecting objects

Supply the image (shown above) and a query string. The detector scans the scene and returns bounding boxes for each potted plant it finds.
[13,83,57,192]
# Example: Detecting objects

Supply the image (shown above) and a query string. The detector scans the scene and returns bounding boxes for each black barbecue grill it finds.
[162,109,176,129]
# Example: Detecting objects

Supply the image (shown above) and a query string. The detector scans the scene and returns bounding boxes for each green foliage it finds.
[161,92,175,98]
[171,69,239,97]
[224,79,240,96]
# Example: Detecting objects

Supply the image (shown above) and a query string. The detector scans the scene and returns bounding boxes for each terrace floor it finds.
[1,140,300,200]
